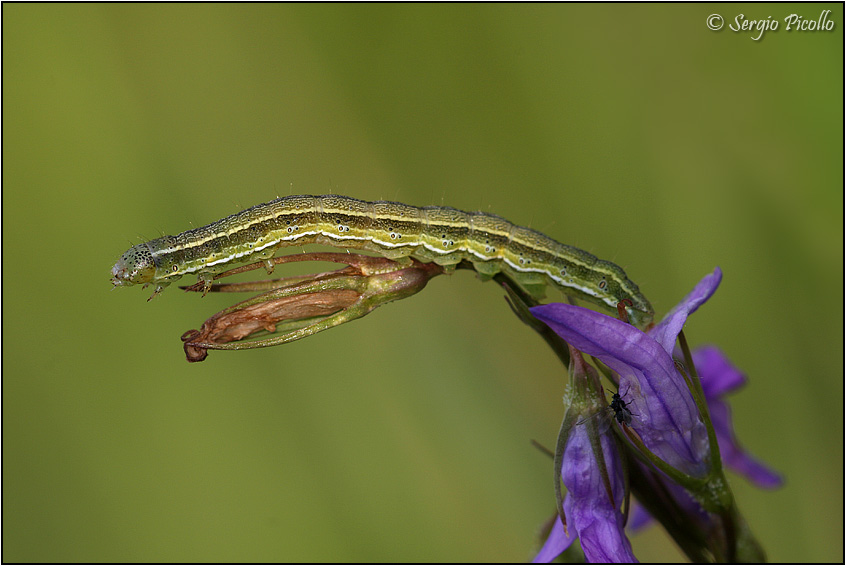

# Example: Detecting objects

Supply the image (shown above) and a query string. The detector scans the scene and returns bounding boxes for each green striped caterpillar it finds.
[111,195,653,327]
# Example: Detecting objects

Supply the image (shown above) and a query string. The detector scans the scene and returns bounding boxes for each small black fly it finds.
[609,388,635,426]
[575,387,638,428]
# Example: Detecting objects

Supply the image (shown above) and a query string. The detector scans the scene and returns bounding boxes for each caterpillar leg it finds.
[145,281,171,301]
[472,259,501,281]
[502,268,548,301]
[378,247,414,262]
[197,273,215,297]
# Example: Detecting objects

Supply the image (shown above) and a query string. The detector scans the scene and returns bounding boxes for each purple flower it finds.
[533,421,637,563]
[624,344,783,532]
[530,270,725,478]
[693,345,783,488]
[529,267,783,555]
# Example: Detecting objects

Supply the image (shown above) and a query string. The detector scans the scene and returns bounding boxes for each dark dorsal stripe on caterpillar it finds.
[111,195,653,327]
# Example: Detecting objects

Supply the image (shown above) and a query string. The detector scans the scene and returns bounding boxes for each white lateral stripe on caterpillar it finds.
[111,195,653,327]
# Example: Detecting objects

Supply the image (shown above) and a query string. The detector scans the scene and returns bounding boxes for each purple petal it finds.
[534,425,637,563]
[626,501,654,532]
[573,500,638,563]
[691,346,783,488]
[708,399,784,489]
[532,514,576,563]
[693,345,745,398]
[650,268,722,354]
[531,304,709,476]
[564,425,637,562]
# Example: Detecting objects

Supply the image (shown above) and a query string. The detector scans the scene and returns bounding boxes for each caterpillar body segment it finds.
[111,195,653,326]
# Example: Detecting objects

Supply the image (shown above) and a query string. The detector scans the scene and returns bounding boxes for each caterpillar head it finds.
[111,243,157,287]
[625,304,654,330]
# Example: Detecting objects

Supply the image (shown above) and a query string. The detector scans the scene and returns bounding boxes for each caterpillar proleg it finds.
[111,195,653,327]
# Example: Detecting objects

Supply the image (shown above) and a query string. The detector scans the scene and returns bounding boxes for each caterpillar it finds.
[111,195,653,327]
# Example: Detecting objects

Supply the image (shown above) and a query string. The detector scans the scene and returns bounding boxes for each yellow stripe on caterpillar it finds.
[111,195,653,327]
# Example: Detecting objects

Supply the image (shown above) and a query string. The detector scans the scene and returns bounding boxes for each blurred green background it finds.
[3,4,842,562]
